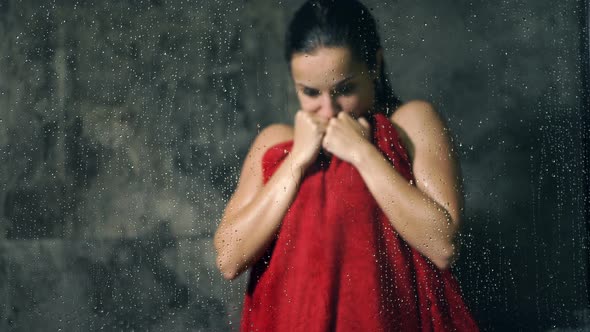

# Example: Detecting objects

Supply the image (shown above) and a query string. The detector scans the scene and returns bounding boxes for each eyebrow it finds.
[295,75,356,90]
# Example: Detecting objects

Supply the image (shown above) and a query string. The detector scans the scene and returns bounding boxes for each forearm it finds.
[214,154,306,280]
[353,144,457,269]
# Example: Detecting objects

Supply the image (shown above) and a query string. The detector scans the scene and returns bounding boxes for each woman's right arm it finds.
[213,112,326,280]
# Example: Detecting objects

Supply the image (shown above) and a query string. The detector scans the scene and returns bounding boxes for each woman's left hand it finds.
[321,112,372,165]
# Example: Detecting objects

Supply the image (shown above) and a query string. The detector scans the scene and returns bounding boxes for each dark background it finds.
[0,0,588,330]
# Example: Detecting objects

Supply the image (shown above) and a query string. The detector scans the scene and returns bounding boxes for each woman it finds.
[214,0,478,330]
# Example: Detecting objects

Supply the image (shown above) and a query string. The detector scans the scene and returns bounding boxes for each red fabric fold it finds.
[240,113,478,331]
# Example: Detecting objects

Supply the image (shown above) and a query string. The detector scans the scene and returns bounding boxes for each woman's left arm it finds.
[322,101,463,270]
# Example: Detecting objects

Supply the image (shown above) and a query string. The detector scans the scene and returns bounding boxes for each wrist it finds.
[351,141,381,170]
[286,152,310,176]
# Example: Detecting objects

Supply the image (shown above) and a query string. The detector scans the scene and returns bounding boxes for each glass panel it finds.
[0,0,588,330]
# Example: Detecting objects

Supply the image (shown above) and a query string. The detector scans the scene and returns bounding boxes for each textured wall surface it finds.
[0,0,588,331]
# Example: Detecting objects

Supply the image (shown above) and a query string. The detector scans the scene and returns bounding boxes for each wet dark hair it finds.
[285,0,403,115]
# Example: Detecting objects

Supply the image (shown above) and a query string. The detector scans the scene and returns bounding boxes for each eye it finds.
[332,83,356,96]
[302,87,320,97]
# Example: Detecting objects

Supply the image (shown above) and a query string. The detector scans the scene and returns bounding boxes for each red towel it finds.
[240,113,478,331]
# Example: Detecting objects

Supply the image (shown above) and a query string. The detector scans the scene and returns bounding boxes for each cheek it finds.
[339,96,360,111]
[340,94,370,113]
[297,95,318,112]
[358,89,376,110]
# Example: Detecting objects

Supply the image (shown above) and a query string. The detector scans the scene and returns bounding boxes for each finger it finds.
[358,117,371,131]
[337,111,352,120]
[305,113,322,128]
[324,120,333,135]
[317,117,330,128]
[321,135,330,151]
[326,117,340,132]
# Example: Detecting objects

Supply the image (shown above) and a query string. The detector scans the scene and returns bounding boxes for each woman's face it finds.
[290,46,377,121]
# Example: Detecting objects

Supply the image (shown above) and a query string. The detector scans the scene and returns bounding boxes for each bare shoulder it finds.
[257,123,294,143]
[250,123,294,155]
[242,123,294,179]
[389,100,450,159]
[390,100,447,135]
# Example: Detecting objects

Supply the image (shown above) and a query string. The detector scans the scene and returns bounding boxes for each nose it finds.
[317,93,340,119]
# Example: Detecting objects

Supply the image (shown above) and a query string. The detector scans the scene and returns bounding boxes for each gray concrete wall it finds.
[0,0,588,330]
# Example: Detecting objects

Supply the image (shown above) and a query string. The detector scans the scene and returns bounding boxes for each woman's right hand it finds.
[291,110,328,169]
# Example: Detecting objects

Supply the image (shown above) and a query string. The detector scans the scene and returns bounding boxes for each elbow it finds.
[215,252,240,281]
[222,272,238,281]
[432,212,460,270]
[214,233,239,281]
[432,254,452,271]
[431,242,455,271]
[214,248,241,281]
